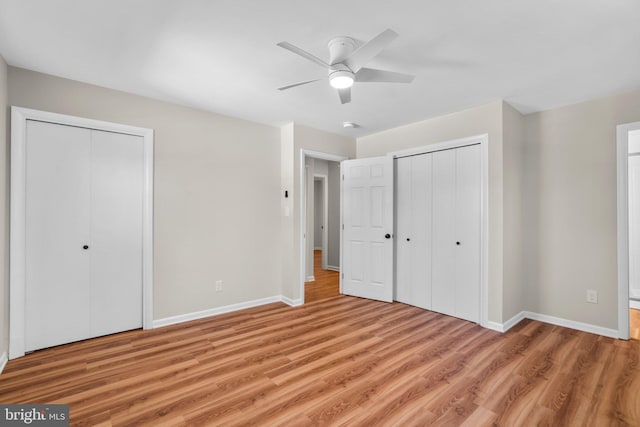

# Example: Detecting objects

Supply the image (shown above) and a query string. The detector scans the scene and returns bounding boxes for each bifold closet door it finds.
[454,145,481,322]
[431,145,481,322]
[629,155,640,299]
[90,130,143,337]
[431,149,457,316]
[395,154,432,309]
[25,120,143,352]
[25,121,93,351]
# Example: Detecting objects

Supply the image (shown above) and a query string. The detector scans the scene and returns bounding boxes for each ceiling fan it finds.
[277,29,415,104]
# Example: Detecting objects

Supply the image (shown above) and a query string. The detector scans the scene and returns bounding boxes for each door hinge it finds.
[342,224,344,230]
[342,174,345,180]
[341,273,344,278]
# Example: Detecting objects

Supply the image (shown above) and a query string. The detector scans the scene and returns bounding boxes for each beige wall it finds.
[309,158,330,273]
[0,55,8,358]
[314,179,323,249]
[357,101,505,323]
[502,102,527,321]
[305,156,314,279]
[280,124,295,299]
[282,124,356,302]
[9,67,283,320]
[524,88,640,329]
[327,161,341,268]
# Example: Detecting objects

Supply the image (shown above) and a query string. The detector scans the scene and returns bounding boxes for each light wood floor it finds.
[631,308,640,340]
[1,296,639,426]
[304,250,339,303]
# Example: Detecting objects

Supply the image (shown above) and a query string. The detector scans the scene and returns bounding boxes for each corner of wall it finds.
[501,101,528,320]
[280,123,295,300]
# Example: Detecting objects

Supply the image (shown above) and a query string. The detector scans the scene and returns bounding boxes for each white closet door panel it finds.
[25,120,92,351]
[90,130,144,336]
[630,155,640,298]
[455,145,481,322]
[395,157,412,304]
[431,149,456,317]
[411,154,432,310]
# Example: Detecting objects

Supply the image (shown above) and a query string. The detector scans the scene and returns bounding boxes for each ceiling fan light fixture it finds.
[329,70,354,89]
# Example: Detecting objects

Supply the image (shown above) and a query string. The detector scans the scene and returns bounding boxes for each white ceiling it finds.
[1,0,639,137]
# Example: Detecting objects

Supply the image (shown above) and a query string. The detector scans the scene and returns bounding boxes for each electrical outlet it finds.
[586,289,598,304]
[215,280,223,292]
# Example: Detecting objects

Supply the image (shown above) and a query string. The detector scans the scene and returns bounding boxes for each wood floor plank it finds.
[1,295,639,426]
[304,250,340,303]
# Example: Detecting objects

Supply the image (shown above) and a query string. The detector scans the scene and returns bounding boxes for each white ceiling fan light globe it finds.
[329,70,355,89]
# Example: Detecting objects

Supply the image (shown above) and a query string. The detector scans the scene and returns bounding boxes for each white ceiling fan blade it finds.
[338,87,351,104]
[278,78,324,91]
[343,29,398,72]
[355,67,414,83]
[277,42,333,69]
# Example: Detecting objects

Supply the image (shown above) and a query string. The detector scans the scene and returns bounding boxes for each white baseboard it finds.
[484,321,505,333]
[502,311,527,332]
[524,311,619,338]
[152,295,284,328]
[493,310,618,339]
[0,352,7,375]
[326,265,340,272]
[281,296,303,307]
[629,299,640,309]
[306,275,315,282]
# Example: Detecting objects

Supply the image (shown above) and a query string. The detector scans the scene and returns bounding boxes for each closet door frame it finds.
[389,134,489,328]
[10,107,154,359]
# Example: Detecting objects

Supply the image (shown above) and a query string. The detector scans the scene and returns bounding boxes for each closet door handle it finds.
[385,234,391,239]
[456,241,460,245]
[406,238,410,241]
[83,245,89,250]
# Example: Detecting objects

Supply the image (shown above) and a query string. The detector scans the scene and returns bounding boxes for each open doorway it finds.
[300,151,346,303]
[617,122,640,340]
[628,128,640,339]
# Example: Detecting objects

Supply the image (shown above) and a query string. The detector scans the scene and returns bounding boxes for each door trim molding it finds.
[616,121,640,340]
[9,106,155,359]
[389,134,489,329]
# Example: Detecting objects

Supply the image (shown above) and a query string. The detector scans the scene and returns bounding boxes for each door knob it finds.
[406,238,410,241]
[385,234,391,239]
[456,241,460,245]
[83,245,89,250]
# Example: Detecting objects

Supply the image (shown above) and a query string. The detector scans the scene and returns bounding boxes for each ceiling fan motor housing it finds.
[328,36,356,66]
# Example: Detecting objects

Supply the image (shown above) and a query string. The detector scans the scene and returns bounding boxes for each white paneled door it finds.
[341,156,394,302]
[25,120,143,352]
